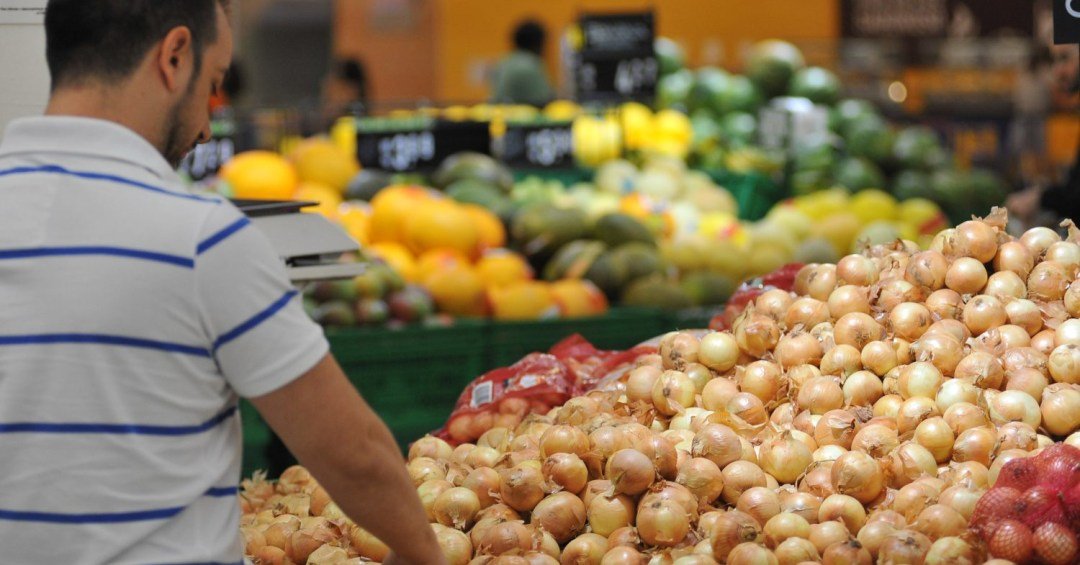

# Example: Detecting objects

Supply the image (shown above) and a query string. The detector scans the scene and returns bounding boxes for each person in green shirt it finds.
[491,19,555,107]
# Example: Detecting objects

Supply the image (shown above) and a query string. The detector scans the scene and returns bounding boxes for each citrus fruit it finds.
[850,189,899,224]
[424,264,487,317]
[288,137,360,194]
[404,200,481,258]
[369,185,435,244]
[487,281,558,321]
[294,182,343,219]
[476,249,533,289]
[366,242,419,283]
[219,151,298,200]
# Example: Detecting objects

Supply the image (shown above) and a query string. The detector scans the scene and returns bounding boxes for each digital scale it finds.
[232,199,365,283]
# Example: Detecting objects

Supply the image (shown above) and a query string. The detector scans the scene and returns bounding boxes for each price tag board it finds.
[356,120,492,172]
[179,118,237,181]
[574,12,658,103]
[500,122,575,169]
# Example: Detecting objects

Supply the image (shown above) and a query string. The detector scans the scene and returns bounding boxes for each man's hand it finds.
[250,354,446,565]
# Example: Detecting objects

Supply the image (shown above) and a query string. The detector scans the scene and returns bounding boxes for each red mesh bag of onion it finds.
[971,443,1080,564]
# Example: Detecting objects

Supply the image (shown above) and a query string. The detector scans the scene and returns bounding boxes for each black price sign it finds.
[574,12,658,103]
[1055,0,1080,44]
[501,123,575,169]
[356,120,492,172]
[179,119,236,181]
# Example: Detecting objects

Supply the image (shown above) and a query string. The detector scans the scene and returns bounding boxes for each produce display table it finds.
[240,307,717,476]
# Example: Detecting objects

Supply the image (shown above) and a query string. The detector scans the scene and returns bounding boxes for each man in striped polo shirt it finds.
[0,1,443,563]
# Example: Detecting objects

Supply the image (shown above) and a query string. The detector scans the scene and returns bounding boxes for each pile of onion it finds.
[238,209,1080,565]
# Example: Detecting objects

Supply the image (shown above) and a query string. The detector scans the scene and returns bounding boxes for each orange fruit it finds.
[337,204,372,246]
[288,137,360,194]
[550,279,609,318]
[219,151,298,200]
[424,265,488,317]
[488,281,558,321]
[369,185,435,244]
[403,200,481,259]
[294,182,343,219]
[366,242,418,282]
[476,249,533,289]
[462,204,507,250]
[416,248,471,282]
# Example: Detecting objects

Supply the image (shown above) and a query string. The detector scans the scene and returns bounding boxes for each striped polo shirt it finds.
[0,117,329,564]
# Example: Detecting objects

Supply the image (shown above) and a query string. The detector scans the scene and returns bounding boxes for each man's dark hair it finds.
[513,20,546,56]
[44,0,229,91]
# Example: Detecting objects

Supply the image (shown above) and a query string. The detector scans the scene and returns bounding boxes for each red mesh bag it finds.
[973,443,1080,563]
[434,353,574,445]
[710,263,804,331]
[549,334,655,394]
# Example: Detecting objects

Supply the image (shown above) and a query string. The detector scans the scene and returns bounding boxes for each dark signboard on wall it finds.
[573,12,659,103]
[841,0,1035,38]
[1055,0,1080,43]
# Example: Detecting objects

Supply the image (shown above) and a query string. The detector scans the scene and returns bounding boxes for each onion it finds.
[998,324,1031,349]
[997,421,1039,452]
[878,279,928,313]
[763,512,811,549]
[1029,261,1071,301]
[676,457,724,505]
[943,402,989,436]
[896,397,940,437]
[433,524,473,565]
[606,526,640,548]
[627,366,663,403]
[797,376,844,415]
[779,491,822,524]
[524,551,560,565]
[814,410,858,449]
[727,392,769,427]
[670,407,711,432]
[646,435,679,481]
[878,530,932,565]
[1033,522,1080,565]
[1003,346,1048,374]
[705,510,761,557]
[888,303,932,341]
[814,445,848,463]
[961,294,1007,336]
[477,504,521,523]
[540,425,590,459]
[936,486,982,521]
[1057,318,1080,347]
[819,345,861,377]
[785,297,832,330]
[913,332,963,376]
[807,264,838,301]
[799,461,836,498]
[822,539,872,565]
[1049,344,1080,384]
[1048,240,1080,268]
[945,257,987,295]
[955,351,1006,390]
[1067,282,1080,318]
[698,332,740,373]
[988,448,1032,486]
[774,332,824,369]
[898,362,943,400]
[988,520,1034,563]
[410,436,455,462]
[1034,329,1059,354]
[987,389,1041,427]
[651,370,696,416]
[857,521,897,559]
[736,312,782,358]
[740,361,783,404]
[606,449,655,496]
[828,285,871,318]
[924,318,971,343]
[930,228,954,253]
[480,520,533,555]
[951,426,996,467]
[836,254,878,285]
[721,461,768,505]
[809,520,851,554]
[1041,383,1080,436]
[499,465,546,512]
[904,250,948,291]
[599,546,643,565]
[995,241,1036,279]
[843,370,884,407]
[561,533,608,564]
[757,289,796,321]
[868,509,908,529]
[462,469,500,510]
[1006,299,1045,338]
[886,442,938,488]
[952,219,999,263]
[985,271,1027,300]
[692,424,742,469]
[819,493,867,533]
[850,423,899,459]
[531,492,586,544]
[913,417,954,464]
[726,542,779,564]
[892,482,937,524]
[433,487,481,530]
[924,289,964,321]
[636,498,690,547]
[541,453,588,495]
[774,537,820,565]
[737,486,782,526]
[831,451,884,504]
[701,377,739,412]
[660,331,700,371]
[935,378,979,413]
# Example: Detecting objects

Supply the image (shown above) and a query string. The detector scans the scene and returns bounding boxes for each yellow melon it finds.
[288,137,360,194]
[550,279,609,318]
[476,249,533,289]
[219,151,298,200]
[404,200,481,259]
[488,281,558,321]
[294,182,343,219]
[425,265,488,317]
[416,248,471,282]
[462,204,506,250]
[366,242,418,282]
[369,185,435,244]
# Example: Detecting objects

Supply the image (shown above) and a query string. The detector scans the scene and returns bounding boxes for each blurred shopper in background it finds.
[1008,44,1080,225]
[490,19,555,107]
[1009,46,1053,185]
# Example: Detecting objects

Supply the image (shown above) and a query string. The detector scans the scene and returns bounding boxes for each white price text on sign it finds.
[0,1,46,24]
[377,131,436,172]
[614,57,658,96]
[524,128,573,167]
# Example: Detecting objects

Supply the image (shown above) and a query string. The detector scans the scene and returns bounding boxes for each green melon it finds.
[543,239,606,281]
[593,213,656,248]
[609,242,665,283]
[710,75,762,116]
[789,66,840,106]
[621,276,694,310]
[432,152,514,191]
[689,67,730,114]
[719,112,758,147]
[510,205,590,266]
[679,271,736,306]
[656,70,695,111]
[585,251,631,299]
[834,157,886,192]
[893,127,943,171]
[746,40,806,98]
[655,37,686,77]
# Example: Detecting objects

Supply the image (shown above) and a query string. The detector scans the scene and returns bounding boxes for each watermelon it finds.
[656,69,695,111]
[891,169,933,202]
[789,66,841,106]
[834,157,886,192]
[746,40,806,98]
[893,126,943,170]
[655,37,686,77]
[929,168,974,223]
[845,119,896,167]
[830,98,878,135]
[719,112,758,147]
[688,67,730,114]
[710,75,762,116]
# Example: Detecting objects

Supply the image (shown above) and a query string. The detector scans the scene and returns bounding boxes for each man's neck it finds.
[44,85,163,153]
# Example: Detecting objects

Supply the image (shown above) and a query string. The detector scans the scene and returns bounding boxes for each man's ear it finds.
[157,26,194,92]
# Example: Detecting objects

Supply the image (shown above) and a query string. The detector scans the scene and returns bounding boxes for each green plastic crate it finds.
[485,307,667,368]
[708,170,788,221]
[329,320,489,450]
[241,399,271,478]
[665,306,725,331]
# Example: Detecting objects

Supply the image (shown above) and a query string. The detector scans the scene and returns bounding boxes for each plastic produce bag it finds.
[710,262,804,330]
